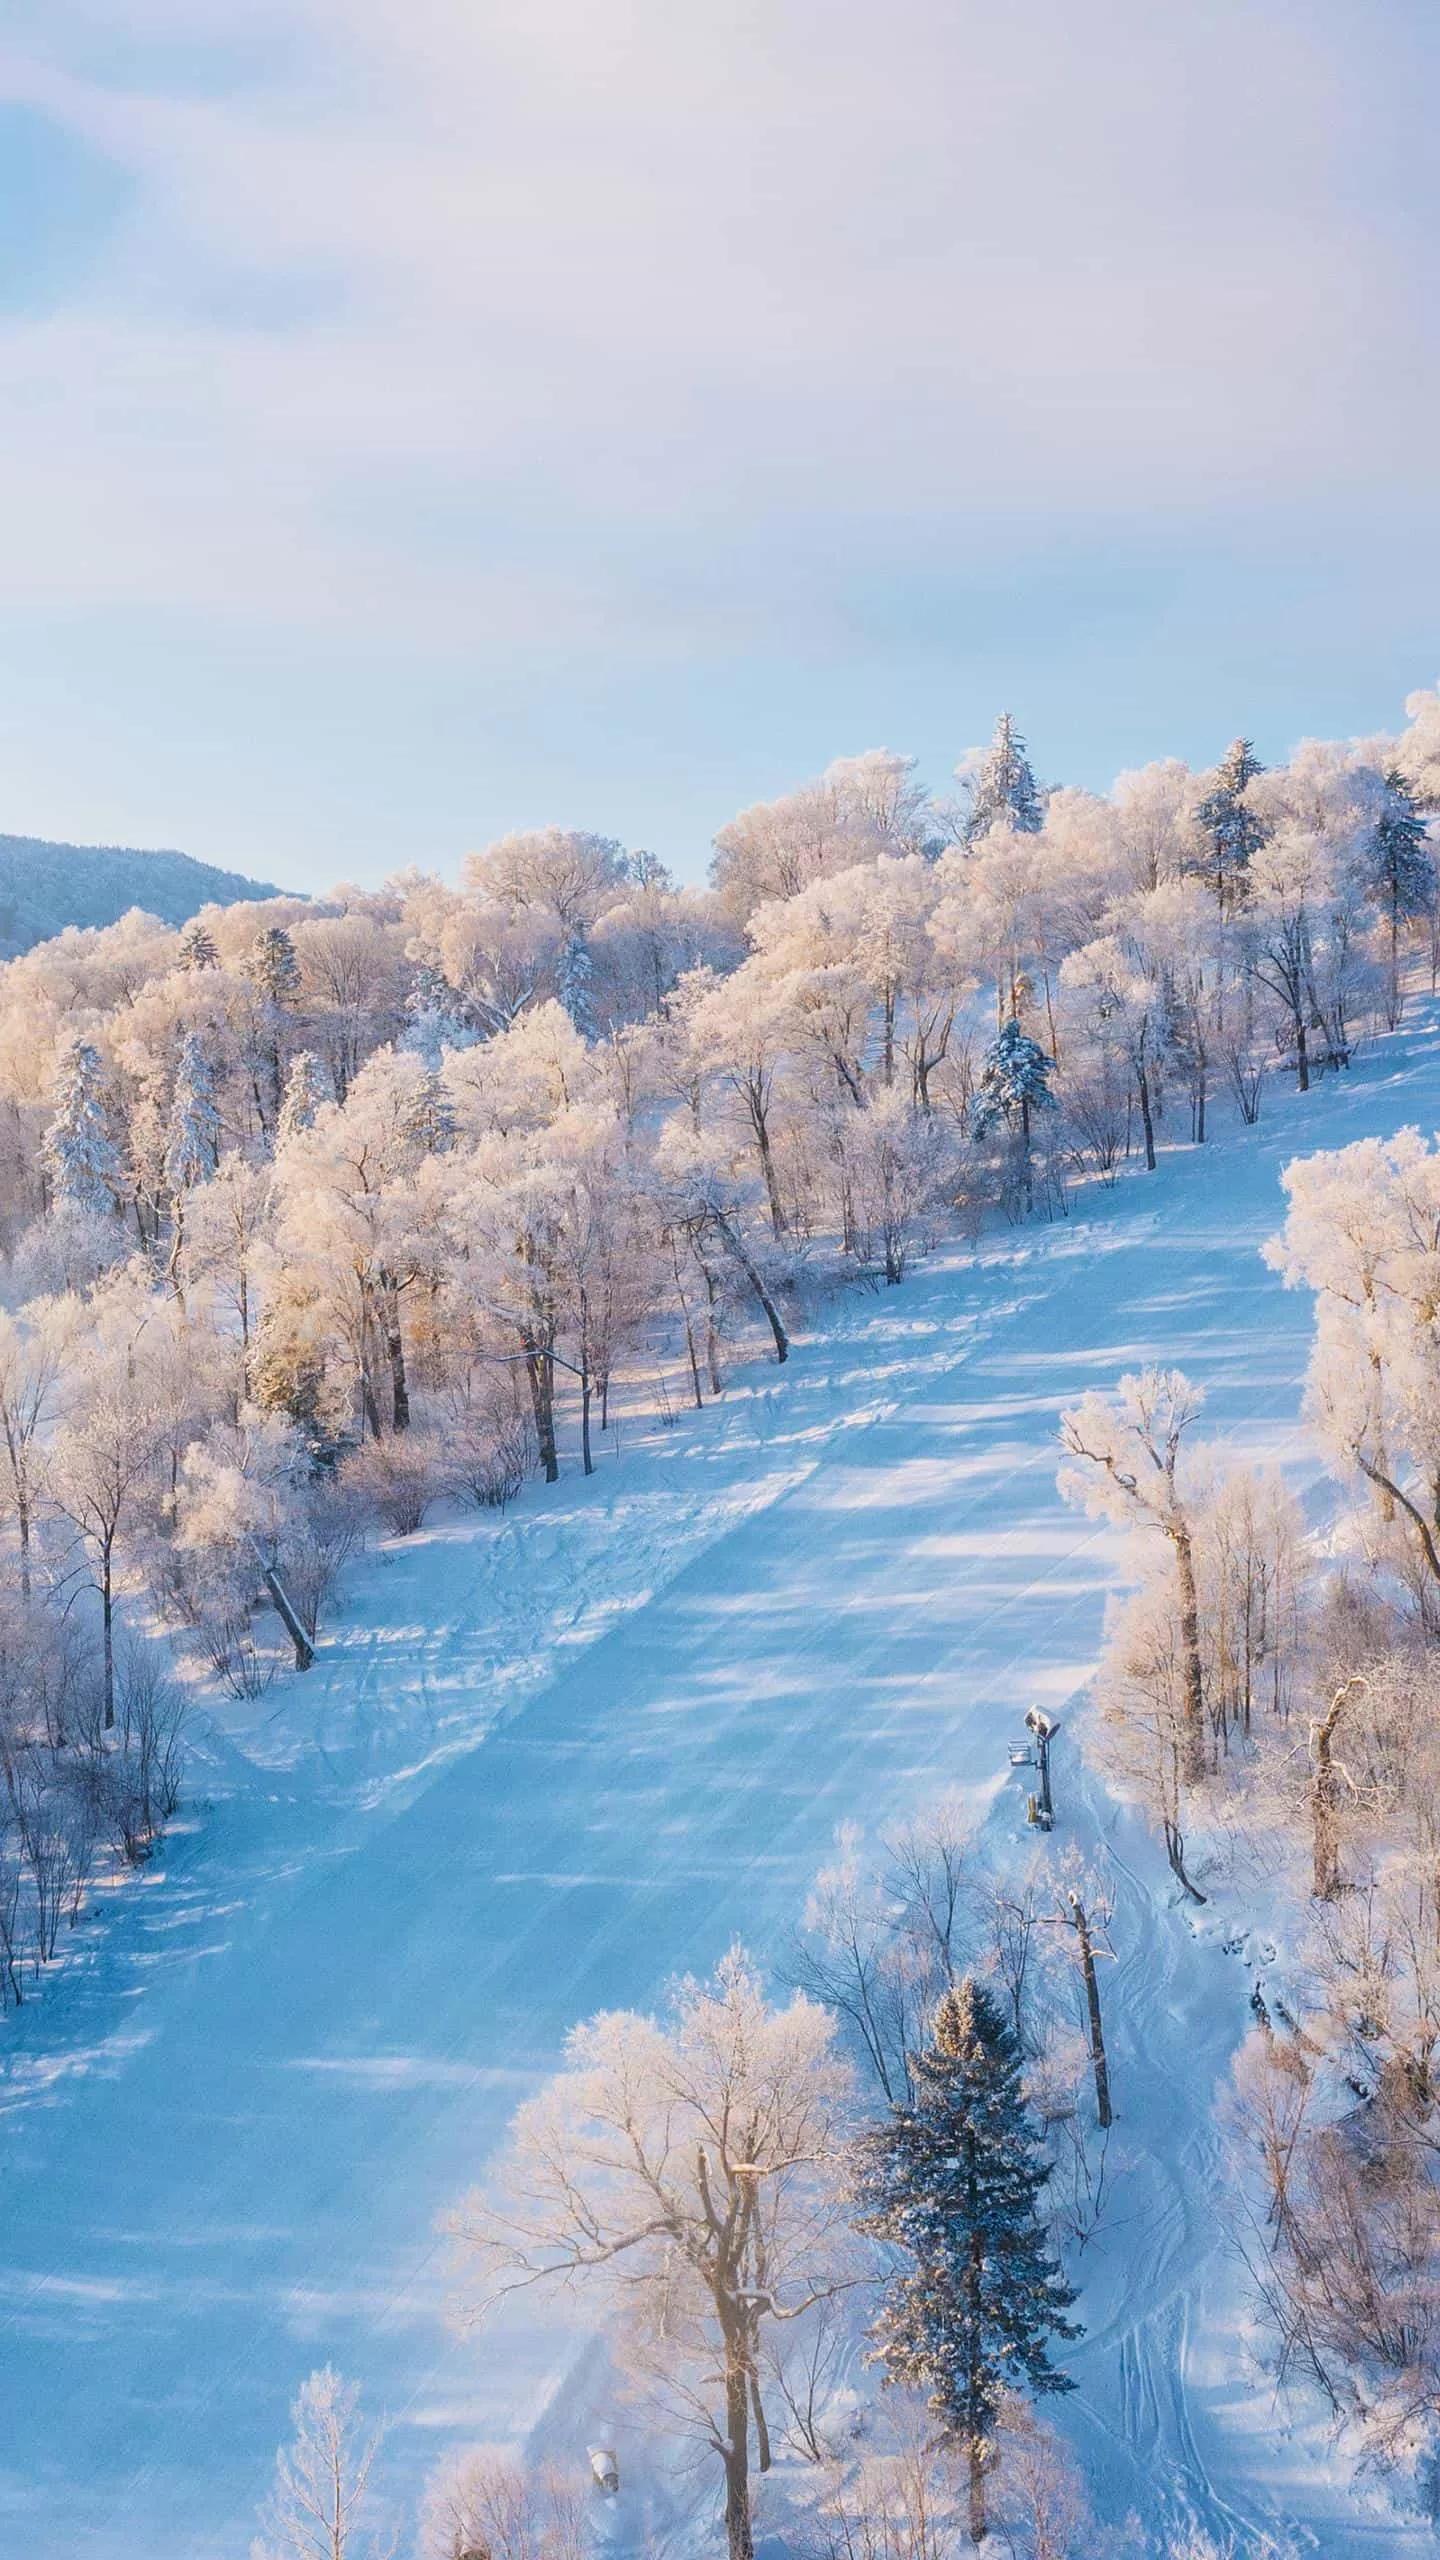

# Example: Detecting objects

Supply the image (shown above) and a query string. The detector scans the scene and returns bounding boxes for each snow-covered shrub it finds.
[418,2446,587,2560]
[284,1477,368,1642]
[341,1430,447,1537]
[443,1378,536,1511]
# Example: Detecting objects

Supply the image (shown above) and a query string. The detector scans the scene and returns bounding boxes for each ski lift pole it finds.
[1024,1707,1059,1826]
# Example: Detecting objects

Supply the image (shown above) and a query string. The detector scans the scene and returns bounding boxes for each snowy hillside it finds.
[4,1015,1440,2557]
[0,832,282,957]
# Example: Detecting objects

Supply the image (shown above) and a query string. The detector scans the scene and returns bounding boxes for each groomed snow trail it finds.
[4,1027,1440,2556]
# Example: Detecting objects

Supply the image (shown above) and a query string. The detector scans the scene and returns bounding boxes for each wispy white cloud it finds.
[1,0,1435,641]
[0,2,1434,879]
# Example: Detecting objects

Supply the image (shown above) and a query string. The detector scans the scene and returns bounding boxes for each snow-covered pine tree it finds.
[557,929,596,1037]
[162,1030,222,1291]
[244,924,301,1134]
[276,1050,327,1146]
[404,1062,456,1156]
[42,1037,123,1217]
[177,919,219,971]
[1366,767,1434,1027]
[971,1017,1056,1145]
[1194,738,1266,922]
[245,923,301,1005]
[164,1032,222,1197]
[964,714,1043,843]
[401,961,475,1066]
[856,1978,1080,2545]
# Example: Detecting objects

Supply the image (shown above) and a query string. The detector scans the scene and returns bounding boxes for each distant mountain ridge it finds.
[0,833,282,960]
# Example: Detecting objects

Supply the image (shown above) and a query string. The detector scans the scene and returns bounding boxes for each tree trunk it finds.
[1164,1818,1207,1904]
[966,2148,986,2544]
[526,1348,559,1483]
[385,1294,409,1431]
[1137,1064,1156,1171]
[1171,1522,1207,1786]
[749,2368,772,2473]
[751,1104,786,1239]
[1311,1678,1362,1902]
[1294,1010,1310,1093]
[257,1552,315,1671]
[580,1361,594,1477]
[704,1262,724,1393]
[722,2360,754,2560]
[1068,1895,1112,2127]
[708,1211,788,1363]
[671,1234,704,1409]
[101,1539,115,1732]
[360,1366,384,1442]
[967,2432,986,2547]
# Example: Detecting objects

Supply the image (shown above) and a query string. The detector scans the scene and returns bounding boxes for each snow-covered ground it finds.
[5,1018,1440,2557]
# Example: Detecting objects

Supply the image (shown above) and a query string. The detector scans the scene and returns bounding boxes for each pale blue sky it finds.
[0,0,1436,892]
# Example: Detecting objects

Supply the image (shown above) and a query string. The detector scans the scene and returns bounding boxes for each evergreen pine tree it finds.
[42,1038,123,1217]
[244,923,301,1004]
[557,929,596,1037]
[971,1018,1056,1144]
[277,1050,327,1146]
[402,962,475,1065]
[245,925,302,1133]
[964,714,1043,842]
[177,919,219,971]
[1195,738,1267,921]
[164,1031,222,1195]
[856,1980,1080,2544]
[404,1063,456,1156]
[1366,767,1434,1026]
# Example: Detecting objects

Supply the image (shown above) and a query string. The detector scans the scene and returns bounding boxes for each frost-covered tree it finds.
[843,1087,953,1284]
[711,754,922,921]
[971,1019,1054,1141]
[1112,758,1202,893]
[1267,1133,1440,1606]
[651,1121,793,1365]
[163,1030,222,1270]
[272,1048,442,1439]
[277,1049,328,1146]
[961,715,1043,844]
[1059,1369,1208,1785]
[1058,935,1163,1169]
[680,964,797,1237]
[247,922,302,1005]
[465,827,627,934]
[401,962,474,1067]
[0,1297,74,1599]
[971,1018,1055,1213]
[1244,826,1332,1090]
[418,2448,587,2560]
[1194,737,1267,921]
[855,1978,1079,2544]
[49,1328,170,1728]
[452,1948,855,2560]
[41,1038,122,1218]
[1364,768,1434,1027]
[555,928,596,1037]
[179,1151,270,1358]
[254,2366,390,2560]
[244,923,303,1134]
[177,918,219,971]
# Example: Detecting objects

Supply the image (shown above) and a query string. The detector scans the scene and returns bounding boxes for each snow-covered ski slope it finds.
[5,1018,1440,2557]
